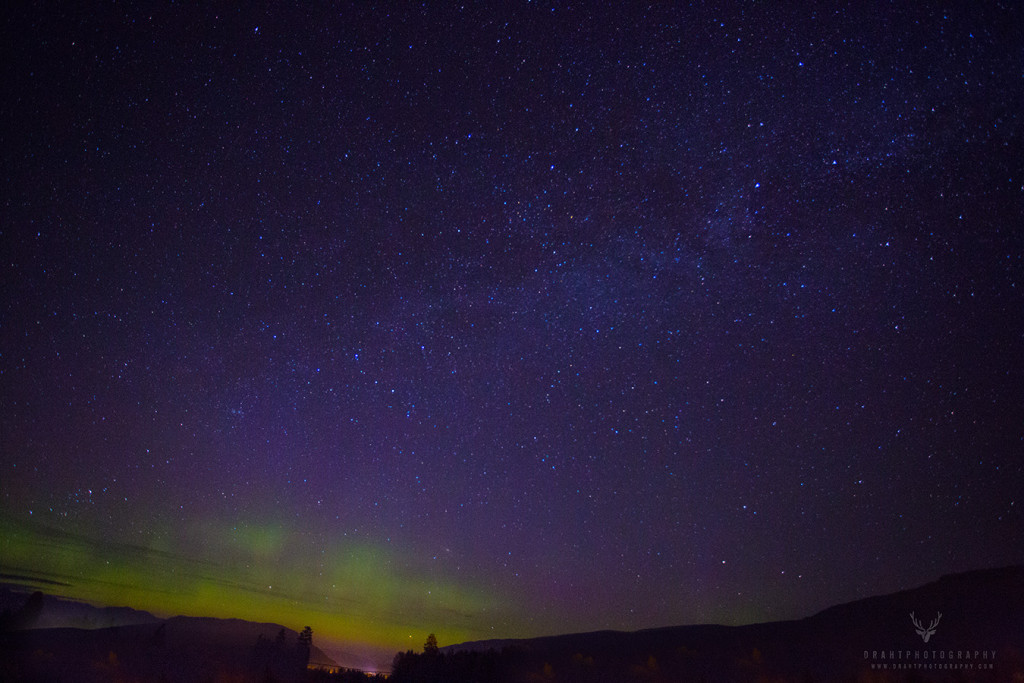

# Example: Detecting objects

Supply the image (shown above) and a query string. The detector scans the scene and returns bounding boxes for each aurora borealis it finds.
[2,2,1023,670]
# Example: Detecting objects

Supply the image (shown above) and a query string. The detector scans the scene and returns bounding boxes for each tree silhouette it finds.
[298,626,314,666]
[3,591,45,631]
[423,633,439,654]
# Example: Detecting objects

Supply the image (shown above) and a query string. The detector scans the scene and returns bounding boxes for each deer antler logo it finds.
[910,612,941,643]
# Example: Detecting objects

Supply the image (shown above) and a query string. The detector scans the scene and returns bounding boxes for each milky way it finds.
[2,2,1022,661]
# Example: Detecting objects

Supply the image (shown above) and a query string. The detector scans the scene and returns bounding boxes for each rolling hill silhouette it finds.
[1,611,336,682]
[0,586,161,631]
[432,565,1023,683]
[1,566,1020,681]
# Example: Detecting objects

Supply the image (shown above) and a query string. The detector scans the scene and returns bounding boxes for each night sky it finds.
[2,1,1022,667]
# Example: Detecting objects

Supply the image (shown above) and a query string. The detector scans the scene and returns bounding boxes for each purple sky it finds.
[2,2,1021,661]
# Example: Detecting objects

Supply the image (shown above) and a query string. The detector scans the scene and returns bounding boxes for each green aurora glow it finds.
[0,513,510,654]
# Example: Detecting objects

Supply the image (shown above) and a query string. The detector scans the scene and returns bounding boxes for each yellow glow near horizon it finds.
[0,514,498,653]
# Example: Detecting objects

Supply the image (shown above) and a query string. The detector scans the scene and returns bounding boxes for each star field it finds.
[2,2,1022,664]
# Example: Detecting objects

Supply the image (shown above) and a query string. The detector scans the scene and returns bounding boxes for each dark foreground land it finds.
[2,565,1022,682]
[0,614,329,683]
[415,565,1024,683]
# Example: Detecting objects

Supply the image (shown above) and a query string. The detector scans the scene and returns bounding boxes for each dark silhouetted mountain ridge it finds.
[1,611,337,682]
[432,565,1024,682]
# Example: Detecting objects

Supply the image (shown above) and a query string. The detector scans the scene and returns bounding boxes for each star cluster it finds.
[2,2,1022,660]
